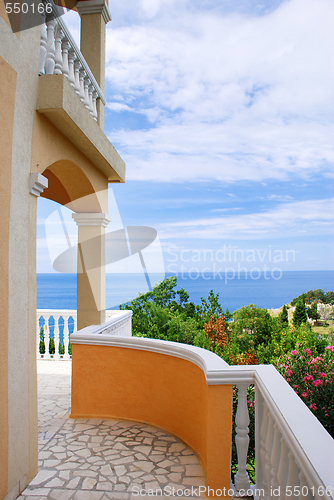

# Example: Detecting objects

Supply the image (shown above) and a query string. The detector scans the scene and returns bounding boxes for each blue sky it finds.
[37,0,334,274]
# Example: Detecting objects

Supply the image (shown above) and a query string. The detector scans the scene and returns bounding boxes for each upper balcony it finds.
[36,0,125,183]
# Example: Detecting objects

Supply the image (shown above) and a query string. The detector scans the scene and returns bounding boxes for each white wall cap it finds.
[76,0,112,23]
[30,173,48,197]
[72,212,112,227]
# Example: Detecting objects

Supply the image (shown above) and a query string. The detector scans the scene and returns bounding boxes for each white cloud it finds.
[156,198,334,239]
[105,0,334,183]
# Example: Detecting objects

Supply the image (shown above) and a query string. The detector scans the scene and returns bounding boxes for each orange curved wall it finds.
[71,344,232,492]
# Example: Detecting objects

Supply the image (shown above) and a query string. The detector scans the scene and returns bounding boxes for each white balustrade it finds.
[37,310,131,359]
[222,364,333,500]
[38,0,106,121]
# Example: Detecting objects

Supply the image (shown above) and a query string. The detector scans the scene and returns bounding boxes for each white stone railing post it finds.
[44,320,50,360]
[62,314,71,360]
[53,314,60,360]
[234,382,251,491]
[45,16,57,75]
[38,0,106,122]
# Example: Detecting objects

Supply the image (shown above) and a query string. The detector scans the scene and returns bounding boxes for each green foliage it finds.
[231,304,273,347]
[307,301,320,321]
[121,276,230,344]
[280,304,289,327]
[291,289,334,306]
[293,297,308,327]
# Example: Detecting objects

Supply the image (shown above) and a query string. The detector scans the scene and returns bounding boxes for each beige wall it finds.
[0,10,41,498]
[0,54,16,500]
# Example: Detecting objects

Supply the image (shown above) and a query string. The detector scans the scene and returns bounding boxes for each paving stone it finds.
[21,488,51,496]
[44,478,65,487]
[179,456,200,465]
[114,465,127,476]
[133,461,155,473]
[82,478,97,490]
[66,478,81,489]
[29,470,56,486]
[49,490,76,500]
[100,465,113,476]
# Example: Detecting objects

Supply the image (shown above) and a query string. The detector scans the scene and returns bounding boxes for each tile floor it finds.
[19,361,206,499]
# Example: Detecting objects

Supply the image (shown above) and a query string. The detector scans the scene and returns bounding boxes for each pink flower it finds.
[301,392,308,398]
[291,350,298,356]
[319,372,326,378]
[325,346,334,352]
[303,375,314,382]
[287,370,293,376]
[309,403,317,410]
[312,380,322,387]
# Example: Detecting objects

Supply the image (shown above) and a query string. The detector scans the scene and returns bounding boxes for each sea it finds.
[37,271,334,313]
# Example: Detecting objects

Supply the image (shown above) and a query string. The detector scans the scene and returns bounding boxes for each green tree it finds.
[307,301,320,321]
[232,304,273,348]
[293,298,308,327]
[280,304,289,327]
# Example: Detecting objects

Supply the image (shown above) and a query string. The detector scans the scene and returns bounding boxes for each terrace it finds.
[29,311,334,499]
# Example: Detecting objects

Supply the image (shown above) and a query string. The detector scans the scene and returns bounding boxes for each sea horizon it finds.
[37,270,334,313]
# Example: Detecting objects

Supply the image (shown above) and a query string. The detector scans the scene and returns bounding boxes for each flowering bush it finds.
[276,346,334,437]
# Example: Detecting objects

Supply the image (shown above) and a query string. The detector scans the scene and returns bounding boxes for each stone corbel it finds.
[29,173,48,197]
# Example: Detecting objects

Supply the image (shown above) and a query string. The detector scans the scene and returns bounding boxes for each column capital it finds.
[76,0,112,23]
[29,173,48,197]
[72,212,111,227]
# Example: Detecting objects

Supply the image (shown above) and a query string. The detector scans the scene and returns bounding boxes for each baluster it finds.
[83,75,91,109]
[74,59,81,95]
[234,383,251,491]
[54,24,63,74]
[277,436,289,500]
[45,17,57,75]
[298,471,312,500]
[53,315,60,360]
[265,412,274,493]
[36,316,41,359]
[63,315,70,359]
[39,12,47,74]
[286,450,299,494]
[92,91,98,121]
[68,48,75,86]
[270,422,281,494]
[79,67,85,103]
[44,320,50,360]
[88,83,94,115]
[61,37,70,78]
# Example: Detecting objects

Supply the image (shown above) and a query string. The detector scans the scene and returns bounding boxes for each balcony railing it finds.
[38,0,106,121]
[69,328,334,500]
[36,309,132,360]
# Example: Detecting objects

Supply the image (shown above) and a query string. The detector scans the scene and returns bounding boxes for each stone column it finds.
[76,0,111,129]
[72,212,111,330]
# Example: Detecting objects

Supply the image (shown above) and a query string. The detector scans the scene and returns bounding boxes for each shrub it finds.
[276,346,334,437]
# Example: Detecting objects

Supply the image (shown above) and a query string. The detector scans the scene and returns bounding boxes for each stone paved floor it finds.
[19,361,206,500]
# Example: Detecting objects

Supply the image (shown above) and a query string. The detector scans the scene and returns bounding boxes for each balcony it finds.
[36,0,125,183]
[28,311,334,499]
